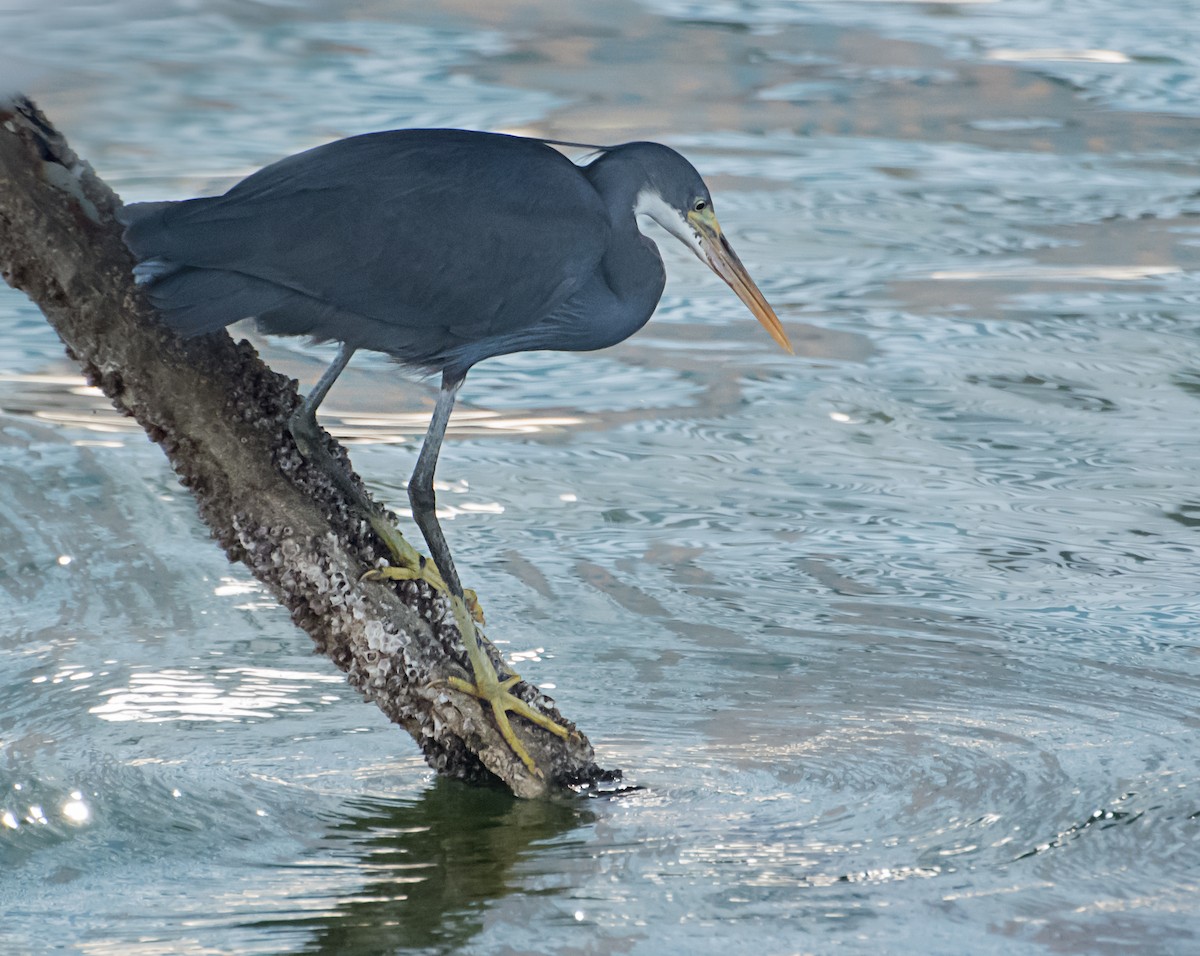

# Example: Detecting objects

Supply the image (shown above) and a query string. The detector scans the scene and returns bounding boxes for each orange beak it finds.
[688,209,793,354]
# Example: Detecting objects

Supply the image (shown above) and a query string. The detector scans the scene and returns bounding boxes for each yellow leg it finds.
[442,593,571,777]
[360,513,485,624]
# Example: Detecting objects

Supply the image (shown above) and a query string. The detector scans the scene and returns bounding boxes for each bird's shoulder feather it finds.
[144,130,611,339]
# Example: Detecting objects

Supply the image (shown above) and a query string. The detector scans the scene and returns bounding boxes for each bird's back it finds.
[121,129,611,373]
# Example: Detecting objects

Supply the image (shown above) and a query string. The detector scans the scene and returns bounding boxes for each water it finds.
[2,1,1199,953]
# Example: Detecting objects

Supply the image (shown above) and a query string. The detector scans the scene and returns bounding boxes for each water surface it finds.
[2,1,1198,953]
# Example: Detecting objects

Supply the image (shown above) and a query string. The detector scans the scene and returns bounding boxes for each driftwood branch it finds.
[0,95,614,799]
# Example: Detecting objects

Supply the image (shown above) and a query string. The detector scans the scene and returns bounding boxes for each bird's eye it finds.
[693,199,708,212]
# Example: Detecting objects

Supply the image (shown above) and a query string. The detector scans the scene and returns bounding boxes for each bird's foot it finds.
[360,514,484,624]
[288,405,333,467]
[441,594,572,778]
[444,672,572,779]
[363,563,485,624]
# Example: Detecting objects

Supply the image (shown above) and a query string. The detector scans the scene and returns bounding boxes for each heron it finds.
[120,128,792,776]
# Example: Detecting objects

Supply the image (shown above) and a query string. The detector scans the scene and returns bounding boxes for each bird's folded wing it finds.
[123,130,611,341]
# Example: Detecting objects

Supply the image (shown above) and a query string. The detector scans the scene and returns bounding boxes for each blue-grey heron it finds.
[120,128,792,775]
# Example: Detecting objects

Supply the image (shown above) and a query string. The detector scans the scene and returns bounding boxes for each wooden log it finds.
[0,95,614,799]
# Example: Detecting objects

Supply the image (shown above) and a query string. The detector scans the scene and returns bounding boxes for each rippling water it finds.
[2,1,1199,953]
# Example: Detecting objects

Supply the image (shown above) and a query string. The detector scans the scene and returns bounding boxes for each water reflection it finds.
[279,782,589,955]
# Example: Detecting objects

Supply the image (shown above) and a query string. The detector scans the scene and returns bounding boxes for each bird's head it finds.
[628,143,793,354]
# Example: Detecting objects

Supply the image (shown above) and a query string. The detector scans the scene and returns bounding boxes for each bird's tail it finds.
[117,201,176,262]
[118,200,189,285]
[118,199,265,336]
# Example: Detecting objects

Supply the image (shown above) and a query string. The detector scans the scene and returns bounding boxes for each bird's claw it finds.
[434,593,573,778]
[443,671,571,778]
[360,562,485,624]
[362,513,486,623]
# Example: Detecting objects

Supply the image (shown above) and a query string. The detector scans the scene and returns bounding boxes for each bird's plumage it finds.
[119,129,700,379]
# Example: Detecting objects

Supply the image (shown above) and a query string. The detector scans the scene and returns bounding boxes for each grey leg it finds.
[286,343,431,584]
[289,341,356,456]
[286,350,486,630]
[407,372,466,599]
[332,369,481,623]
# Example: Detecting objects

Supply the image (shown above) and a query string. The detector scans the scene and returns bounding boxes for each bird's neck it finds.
[584,149,650,231]
[583,151,666,306]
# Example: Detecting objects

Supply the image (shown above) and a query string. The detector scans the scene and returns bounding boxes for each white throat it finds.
[634,188,705,263]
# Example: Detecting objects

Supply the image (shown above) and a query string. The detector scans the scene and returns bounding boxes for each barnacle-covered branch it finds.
[0,94,614,799]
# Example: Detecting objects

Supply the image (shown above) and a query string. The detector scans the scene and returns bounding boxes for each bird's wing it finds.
[129,130,610,342]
